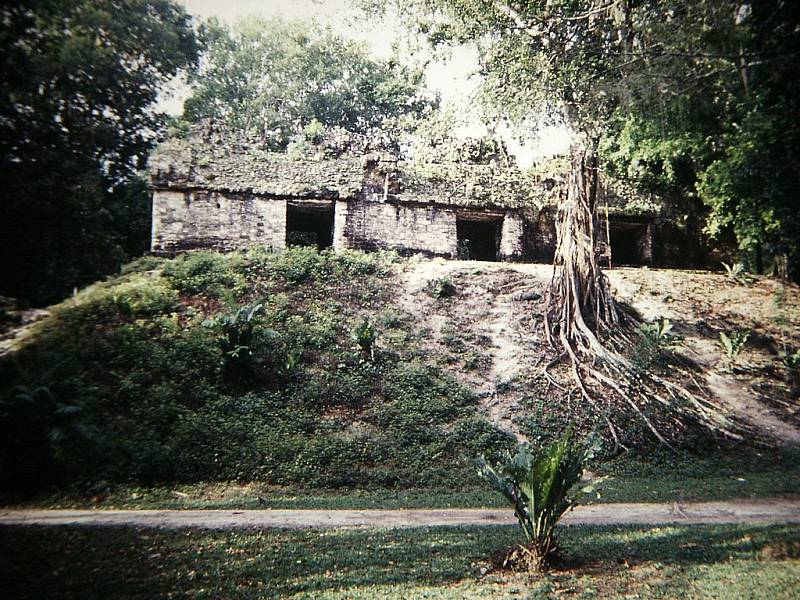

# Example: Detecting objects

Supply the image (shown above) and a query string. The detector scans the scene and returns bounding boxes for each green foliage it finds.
[718,329,750,366]
[721,262,755,286]
[0,248,508,491]
[0,386,92,490]
[350,318,377,360]
[202,303,278,376]
[162,252,246,298]
[477,430,603,569]
[778,347,800,371]
[632,317,680,372]
[0,1,198,304]
[184,16,434,150]
[390,1,800,281]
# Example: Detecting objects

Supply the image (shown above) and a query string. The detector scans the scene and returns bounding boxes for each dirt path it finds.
[2,499,799,529]
[396,260,551,441]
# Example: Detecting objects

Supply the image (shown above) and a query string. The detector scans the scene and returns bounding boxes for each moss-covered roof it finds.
[148,124,364,199]
[396,161,556,210]
[148,123,666,216]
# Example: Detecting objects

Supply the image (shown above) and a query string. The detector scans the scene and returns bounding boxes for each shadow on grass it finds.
[1,523,799,599]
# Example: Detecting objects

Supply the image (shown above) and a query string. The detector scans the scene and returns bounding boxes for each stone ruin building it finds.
[148,123,706,267]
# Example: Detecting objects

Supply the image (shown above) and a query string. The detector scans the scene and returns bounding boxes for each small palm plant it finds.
[350,318,377,360]
[477,429,603,570]
[203,303,276,374]
[718,329,749,369]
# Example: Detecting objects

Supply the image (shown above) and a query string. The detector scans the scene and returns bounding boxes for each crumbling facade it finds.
[148,124,703,267]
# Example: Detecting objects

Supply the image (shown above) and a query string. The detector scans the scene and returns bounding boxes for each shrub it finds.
[119,255,166,276]
[162,251,245,298]
[269,246,331,285]
[477,430,603,570]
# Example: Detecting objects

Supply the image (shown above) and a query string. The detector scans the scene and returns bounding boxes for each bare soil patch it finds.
[397,260,800,446]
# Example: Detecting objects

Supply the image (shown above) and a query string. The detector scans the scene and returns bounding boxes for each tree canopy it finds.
[381,0,799,277]
[0,0,198,305]
[184,17,436,150]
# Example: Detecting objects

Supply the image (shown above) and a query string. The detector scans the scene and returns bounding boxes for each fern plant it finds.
[477,429,603,570]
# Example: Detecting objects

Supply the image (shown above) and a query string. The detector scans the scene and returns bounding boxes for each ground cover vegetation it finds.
[0,247,515,494]
[2,249,798,506]
[2,523,799,599]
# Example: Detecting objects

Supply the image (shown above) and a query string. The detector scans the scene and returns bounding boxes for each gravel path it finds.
[2,499,800,530]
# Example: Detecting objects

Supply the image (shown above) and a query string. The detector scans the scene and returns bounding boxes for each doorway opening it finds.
[457,218,499,261]
[286,202,334,249]
[608,222,650,265]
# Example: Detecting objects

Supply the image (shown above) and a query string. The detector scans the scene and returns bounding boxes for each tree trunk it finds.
[542,134,740,447]
[545,134,621,354]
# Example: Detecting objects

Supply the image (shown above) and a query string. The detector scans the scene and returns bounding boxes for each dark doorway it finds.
[457,219,499,261]
[287,203,334,249]
[608,222,649,265]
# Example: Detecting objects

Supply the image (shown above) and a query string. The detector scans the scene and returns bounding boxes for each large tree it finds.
[373,0,777,443]
[0,0,198,305]
[184,17,435,150]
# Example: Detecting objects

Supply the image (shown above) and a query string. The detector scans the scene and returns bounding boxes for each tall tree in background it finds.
[184,17,435,150]
[600,1,800,278]
[0,0,198,305]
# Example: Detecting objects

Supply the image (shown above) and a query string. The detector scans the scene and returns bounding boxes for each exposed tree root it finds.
[542,137,742,448]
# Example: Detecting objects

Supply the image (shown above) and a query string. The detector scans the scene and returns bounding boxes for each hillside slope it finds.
[397,259,800,447]
[1,248,798,493]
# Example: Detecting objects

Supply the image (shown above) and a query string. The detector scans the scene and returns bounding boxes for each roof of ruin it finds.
[149,122,666,216]
[396,161,556,211]
[148,123,364,200]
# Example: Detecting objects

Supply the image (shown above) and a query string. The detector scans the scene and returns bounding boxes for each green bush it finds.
[162,251,245,298]
[0,386,91,491]
[269,246,332,285]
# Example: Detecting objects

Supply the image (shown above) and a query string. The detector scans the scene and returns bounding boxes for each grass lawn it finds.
[1,523,799,599]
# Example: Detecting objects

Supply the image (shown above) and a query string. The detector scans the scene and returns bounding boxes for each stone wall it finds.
[342,199,458,257]
[151,190,286,254]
